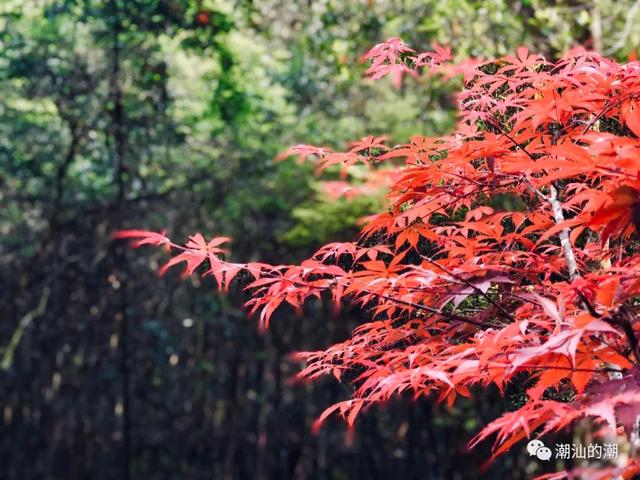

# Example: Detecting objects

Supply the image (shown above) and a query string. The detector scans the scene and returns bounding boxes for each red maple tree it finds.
[116,39,640,478]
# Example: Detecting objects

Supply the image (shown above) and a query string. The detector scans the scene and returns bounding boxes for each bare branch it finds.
[548,184,579,280]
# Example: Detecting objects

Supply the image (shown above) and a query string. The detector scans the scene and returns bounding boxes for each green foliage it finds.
[529,0,640,57]
[282,193,382,248]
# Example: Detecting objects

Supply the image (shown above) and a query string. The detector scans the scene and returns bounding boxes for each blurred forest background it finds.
[2,1,640,479]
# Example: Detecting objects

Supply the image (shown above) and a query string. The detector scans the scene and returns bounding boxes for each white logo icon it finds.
[527,439,552,461]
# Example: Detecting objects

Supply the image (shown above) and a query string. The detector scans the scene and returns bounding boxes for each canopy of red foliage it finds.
[116,39,640,478]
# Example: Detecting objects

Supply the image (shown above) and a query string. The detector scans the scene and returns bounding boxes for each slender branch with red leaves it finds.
[115,39,640,478]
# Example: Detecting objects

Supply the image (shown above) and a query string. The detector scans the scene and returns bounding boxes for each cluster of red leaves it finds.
[362,37,452,88]
[116,39,640,478]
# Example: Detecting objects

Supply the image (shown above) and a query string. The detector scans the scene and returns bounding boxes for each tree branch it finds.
[548,184,579,280]
[1,287,50,370]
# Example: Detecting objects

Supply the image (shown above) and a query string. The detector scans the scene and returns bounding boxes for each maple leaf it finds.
[588,184,640,244]
[117,43,640,477]
[158,234,230,276]
[112,229,170,247]
[276,144,331,164]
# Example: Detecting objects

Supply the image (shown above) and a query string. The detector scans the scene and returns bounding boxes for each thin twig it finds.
[1,288,50,370]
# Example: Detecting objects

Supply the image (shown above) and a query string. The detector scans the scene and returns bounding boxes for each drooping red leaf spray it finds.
[116,40,640,478]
